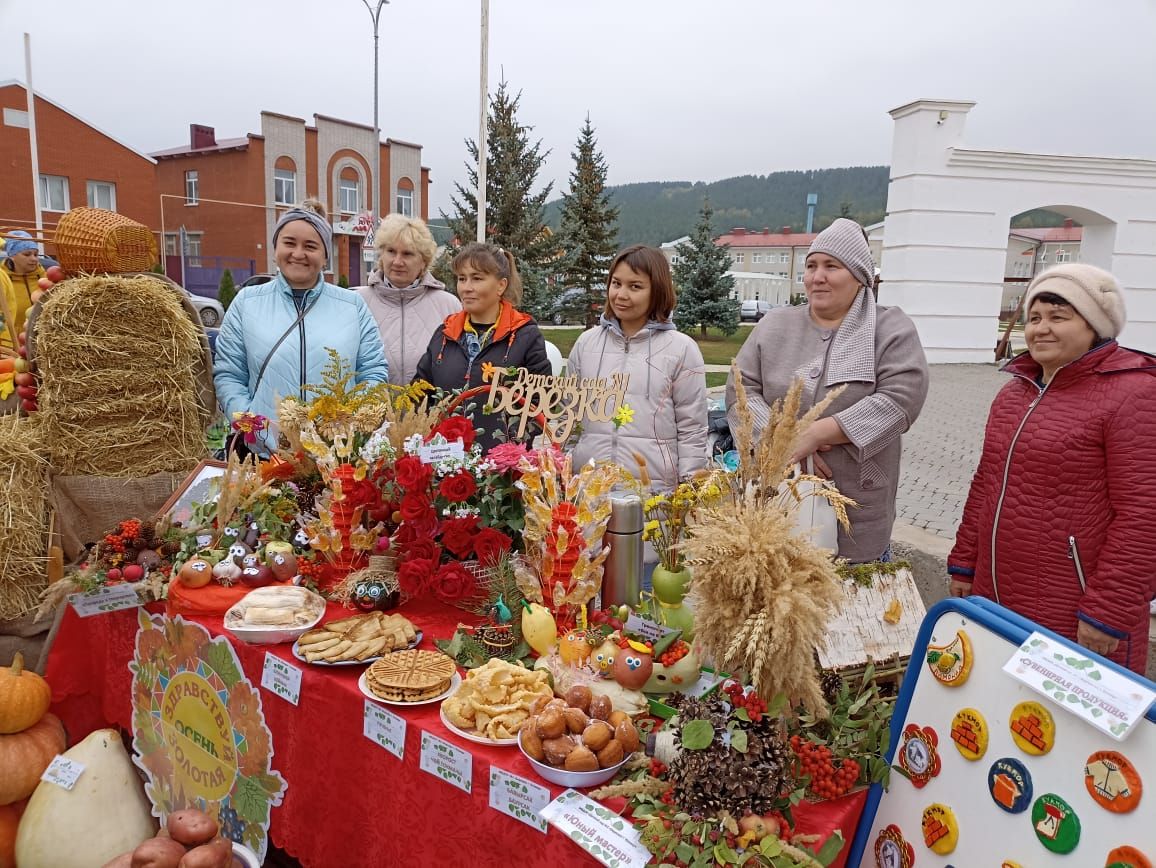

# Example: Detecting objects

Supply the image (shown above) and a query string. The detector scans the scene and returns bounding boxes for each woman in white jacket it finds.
[567,245,708,492]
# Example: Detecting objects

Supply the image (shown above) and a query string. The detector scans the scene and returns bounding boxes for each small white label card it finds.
[260,652,302,706]
[489,766,549,834]
[418,436,466,465]
[363,699,406,760]
[68,583,142,617]
[540,789,650,868]
[41,754,85,790]
[420,730,472,794]
[1004,631,1156,740]
[624,613,674,643]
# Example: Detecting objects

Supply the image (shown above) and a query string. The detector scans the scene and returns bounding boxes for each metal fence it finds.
[164,255,257,298]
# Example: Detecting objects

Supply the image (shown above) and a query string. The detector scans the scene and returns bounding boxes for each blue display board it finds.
[846,598,1156,867]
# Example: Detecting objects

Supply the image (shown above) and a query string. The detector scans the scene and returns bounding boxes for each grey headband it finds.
[273,208,332,264]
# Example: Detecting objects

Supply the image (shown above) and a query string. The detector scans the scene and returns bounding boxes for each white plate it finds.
[359,670,461,707]
[438,704,519,747]
[291,631,423,667]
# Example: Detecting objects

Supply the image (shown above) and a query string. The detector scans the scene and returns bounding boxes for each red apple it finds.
[45,265,65,282]
[106,568,123,581]
[37,277,53,291]
[122,564,144,581]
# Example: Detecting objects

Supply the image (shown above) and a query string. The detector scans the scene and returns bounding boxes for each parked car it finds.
[740,299,774,322]
[239,273,273,290]
[182,288,226,327]
[549,287,602,326]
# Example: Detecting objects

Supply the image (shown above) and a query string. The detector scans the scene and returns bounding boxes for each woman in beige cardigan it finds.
[355,215,461,385]
[726,219,929,563]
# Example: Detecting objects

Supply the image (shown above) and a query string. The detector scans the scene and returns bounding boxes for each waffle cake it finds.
[366,649,457,702]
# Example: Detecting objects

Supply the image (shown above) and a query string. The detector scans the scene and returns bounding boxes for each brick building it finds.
[0,81,159,243]
[152,112,430,287]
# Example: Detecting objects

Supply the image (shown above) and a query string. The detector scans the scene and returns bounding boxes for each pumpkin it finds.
[16,728,157,867]
[0,801,20,868]
[0,652,51,734]
[0,713,65,805]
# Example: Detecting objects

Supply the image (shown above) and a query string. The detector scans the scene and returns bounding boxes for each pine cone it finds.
[820,669,842,705]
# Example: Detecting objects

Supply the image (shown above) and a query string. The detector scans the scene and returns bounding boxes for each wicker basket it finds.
[53,207,158,274]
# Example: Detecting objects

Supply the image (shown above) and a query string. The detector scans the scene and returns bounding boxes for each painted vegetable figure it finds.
[520,601,557,656]
[613,641,653,690]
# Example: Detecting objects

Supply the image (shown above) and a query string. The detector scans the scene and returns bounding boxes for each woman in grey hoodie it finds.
[568,245,709,492]
[356,215,461,385]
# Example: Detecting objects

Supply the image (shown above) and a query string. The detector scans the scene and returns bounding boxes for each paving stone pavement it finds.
[896,364,1006,540]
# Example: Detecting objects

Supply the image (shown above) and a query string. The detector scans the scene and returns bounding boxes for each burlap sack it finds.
[51,471,184,562]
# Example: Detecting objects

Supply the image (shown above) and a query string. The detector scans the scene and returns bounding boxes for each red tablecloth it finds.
[45,599,863,868]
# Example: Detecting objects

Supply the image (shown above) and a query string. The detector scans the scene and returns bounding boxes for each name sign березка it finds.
[485,368,629,442]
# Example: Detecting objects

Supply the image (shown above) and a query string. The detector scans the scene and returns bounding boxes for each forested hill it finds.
[545,166,891,246]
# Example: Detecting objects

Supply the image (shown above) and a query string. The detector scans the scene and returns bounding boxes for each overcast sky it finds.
[2,0,1155,216]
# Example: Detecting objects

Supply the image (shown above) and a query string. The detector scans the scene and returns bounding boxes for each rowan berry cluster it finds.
[789,735,860,799]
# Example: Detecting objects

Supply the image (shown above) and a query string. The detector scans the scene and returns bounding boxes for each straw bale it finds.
[33,274,212,477]
[0,415,51,620]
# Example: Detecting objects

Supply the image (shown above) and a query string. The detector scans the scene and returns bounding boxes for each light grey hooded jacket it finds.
[568,316,709,492]
[356,270,462,386]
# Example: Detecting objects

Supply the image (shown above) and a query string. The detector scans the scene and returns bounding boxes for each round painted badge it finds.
[1032,793,1081,855]
[920,803,959,855]
[1106,845,1153,868]
[950,707,988,761]
[926,629,973,686]
[988,757,1033,813]
[898,723,942,788]
[874,824,916,868]
[1010,700,1055,756]
[1085,750,1142,813]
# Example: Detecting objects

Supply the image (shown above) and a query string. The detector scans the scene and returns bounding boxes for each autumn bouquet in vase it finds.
[277,350,418,588]
[513,448,629,631]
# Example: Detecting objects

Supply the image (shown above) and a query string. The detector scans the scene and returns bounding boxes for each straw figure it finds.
[0,415,51,619]
[682,365,854,714]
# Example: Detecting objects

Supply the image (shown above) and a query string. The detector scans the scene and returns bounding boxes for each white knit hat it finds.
[1025,264,1126,339]
[806,218,874,289]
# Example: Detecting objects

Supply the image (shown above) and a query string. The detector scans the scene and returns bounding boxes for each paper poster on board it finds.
[129,611,287,861]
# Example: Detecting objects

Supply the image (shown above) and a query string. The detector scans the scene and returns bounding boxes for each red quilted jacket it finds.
[949,342,1156,673]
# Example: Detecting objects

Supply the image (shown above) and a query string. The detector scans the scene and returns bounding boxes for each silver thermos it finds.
[600,494,643,610]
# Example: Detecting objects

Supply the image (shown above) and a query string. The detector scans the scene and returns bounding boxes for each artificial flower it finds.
[612,404,634,429]
[399,537,442,565]
[398,558,436,597]
[440,515,480,559]
[434,415,476,449]
[400,492,433,523]
[439,471,477,503]
[485,441,532,474]
[432,561,476,604]
[394,455,432,490]
[231,411,269,445]
[473,527,513,566]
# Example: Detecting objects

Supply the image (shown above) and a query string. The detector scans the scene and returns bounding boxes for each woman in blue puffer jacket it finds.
[213,200,388,456]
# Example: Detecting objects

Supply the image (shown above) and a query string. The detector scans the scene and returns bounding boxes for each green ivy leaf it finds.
[233,774,272,826]
[731,729,749,754]
[759,836,783,857]
[732,707,751,722]
[202,641,242,689]
[680,719,715,750]
[713,842,739,864]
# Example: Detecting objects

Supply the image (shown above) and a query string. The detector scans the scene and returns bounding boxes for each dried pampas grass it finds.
[33,274,212,477]
[0,415,51,619]
[683,367,849,714]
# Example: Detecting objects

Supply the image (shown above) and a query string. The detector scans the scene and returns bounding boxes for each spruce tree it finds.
[673,199,739,337]
[444,80,557,317]
[557,115,619,327]
[217,268,237,310]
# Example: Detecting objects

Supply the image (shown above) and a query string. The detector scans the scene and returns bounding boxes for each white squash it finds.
[15,729,157,867]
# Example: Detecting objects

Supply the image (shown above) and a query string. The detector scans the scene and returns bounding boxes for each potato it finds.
[536,708,565,739]
[608,710,631,729]
[521,725,546,761]
[597,738,624,768]
[564,685,592,713]
[615,718,641,753]
[102,854,135,868]
[132,837,189,868]
[581,719,613,751]
[564,744,599,772]
[178,836,233,868]
[563,707,589,734]
[542,735,577,766]
[168,809,219,847]
[589,694,612,720]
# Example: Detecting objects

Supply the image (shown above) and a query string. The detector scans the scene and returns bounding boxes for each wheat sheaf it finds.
[683,366,853,715]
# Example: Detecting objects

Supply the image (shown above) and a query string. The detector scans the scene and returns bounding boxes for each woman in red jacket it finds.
[949,264,1156,673]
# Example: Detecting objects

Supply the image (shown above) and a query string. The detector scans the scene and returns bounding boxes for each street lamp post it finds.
[477,0,489,243]
[361,0,389,225]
